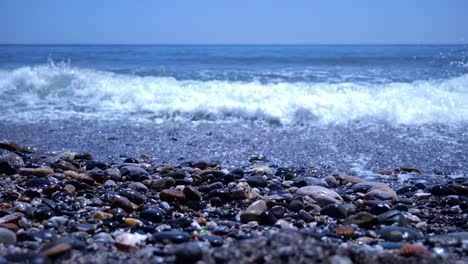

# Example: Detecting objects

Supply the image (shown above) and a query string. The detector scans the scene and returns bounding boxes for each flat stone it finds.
[365,188,398,200]
[240,200,268,223]
[160,189,186,203]
[111,195,134,213]
[115,232,147,249]
[296,186,343,206]
[0,213,22,225]
[352,182,390,193]
[344,212,378,228]
[0,141,21,151]
[19,167,54,177]
[183,186,202,201]
[247,165,272,175]
[153,231,190,244]
[151,177,175,191]
[378,226,422,242]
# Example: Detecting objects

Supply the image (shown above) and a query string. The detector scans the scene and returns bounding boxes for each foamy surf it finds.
[1,64,468,125]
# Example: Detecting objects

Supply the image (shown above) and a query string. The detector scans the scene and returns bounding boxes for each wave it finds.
[1,64,468,125]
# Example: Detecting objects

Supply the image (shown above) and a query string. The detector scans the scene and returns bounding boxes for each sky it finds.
[1,0,467,44]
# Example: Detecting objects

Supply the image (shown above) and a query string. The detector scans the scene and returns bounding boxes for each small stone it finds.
[324,176,339,187]
[430,185,457,196]
[296,186,343,206]
[201,235,223,247]
[153,231,190,244]
[288,200,304,212]
[246,176,268,188]
[120,166,149,181]
[129,182,148,192]
[399,244,430,257]
[193,160,209,170]
[0,141,21,151]
[298,209,313,223]
[0,213,22,225]
[344,212,378,228]
[320,204,347,219]
[333,226,355,239]
[377,210,407,225]
[115,232,147,249]
[248,165,272,175]
[139,209,164,223]
[0,227,16,245]
[111,195,134,213]
[34,207,54,221]
[151,177,175,191]
[119,189,146,205]
[74,152,93,160]
[259,211,277,225]
[240,200,268,223]
[104,168,122,181]
[365,188,397,200]
[42,242,72,257]
[0,150,24,175]
[124,218,142,227]
[160,189,186,203]
[378,226,422,242]
[271,205,285,218]
[63,184,76,195]
[19,167,54,177]
[183,186,202,201]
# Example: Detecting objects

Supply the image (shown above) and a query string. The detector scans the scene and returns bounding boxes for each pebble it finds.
[120,166,149,181]
[378,226,422,242]
[320,204,347,219]
[183,186,202,201]
[0,150,24,175]
[153,231,190,244]
[246,176,268,187]
[365,188,397,200]
[430,185,457,196]
[19,167,54,177]
[115,232,147,249]
[139,209,165,223]
[240,200,268,223]
[152,177,176,190]
[111,195,134,212]
[174,242,203,264]
[296,186,343,206]
[344,212,378,228]
[0,227,16,244]
[160,189,186,203]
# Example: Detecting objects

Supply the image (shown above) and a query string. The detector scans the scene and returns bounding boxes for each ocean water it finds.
[1,45,467,174]
[0,45,467,125]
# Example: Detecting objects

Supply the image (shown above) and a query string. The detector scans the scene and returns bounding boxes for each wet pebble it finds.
[320,204,347,219]
[0,227,17,244]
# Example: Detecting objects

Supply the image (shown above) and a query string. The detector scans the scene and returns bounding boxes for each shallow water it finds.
[1,45,467,176]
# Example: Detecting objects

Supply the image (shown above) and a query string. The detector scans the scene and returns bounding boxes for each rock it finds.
[296,186,343,206]
[270,205,285,218]
[333,226,355,239]
[34,207,54,221]
[104,168,122,181]
[365,188,397,200]
[151,177,175,191]
[183,186,202,201]
[160,189,186,203]
[19,167,54,177]
[139,209,164,223]
[41,241,72,257]
[320,204,347,219]
[324,176,339,187]
[0,150,24,175]
[240,200,268,223]
[0,213,22,225]
[427,232,468,246]
[369,203,391,215]
[246,176,268,188]
[119,189,146,205]
[129,182,148,192]
[337,175,364,184]
[430,185,457,196]
[153,231,190,244]
[120,166,149,181]
[259,211,277,225]
[298,209,314,222]
[247,165,272,175]
[378,226,422,242]
[344,212,378,228]
[288,200,304,212]
[352,182,389,193]
[399,244,430,257]
[115,232,147,249]
[74,152,93,160]
[0,141,21,151]
[377,210,407,225]
[111,195,134,213]
[174,242,202,264]
[0,227,16,244]
[201,235,223,247]
[193,160,209,170]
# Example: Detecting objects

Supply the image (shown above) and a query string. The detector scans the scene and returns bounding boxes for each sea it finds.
[1,45,467,175]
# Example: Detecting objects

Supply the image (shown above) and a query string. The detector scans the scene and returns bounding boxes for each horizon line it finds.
[0,43,466,46]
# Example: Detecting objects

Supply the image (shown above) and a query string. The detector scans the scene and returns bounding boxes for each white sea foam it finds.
[1,64,468,125]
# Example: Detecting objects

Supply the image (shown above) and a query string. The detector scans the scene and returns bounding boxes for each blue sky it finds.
[1,0,467,44]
